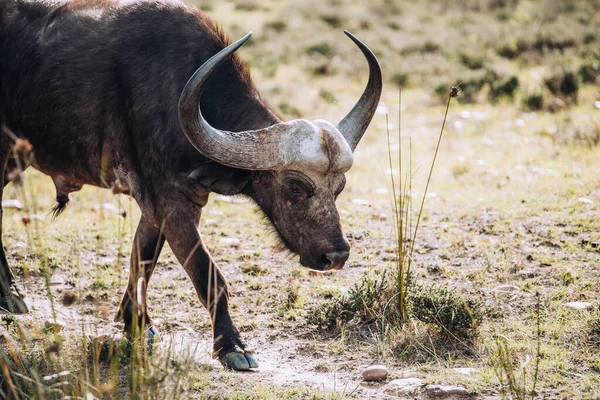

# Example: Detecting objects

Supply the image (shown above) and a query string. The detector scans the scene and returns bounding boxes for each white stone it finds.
[352,198,370,206]
[219,238,240,246]
[2,199,23,209]
[362,365,388,381]
[426,384,469,397]
[48,275,65,286]
[384,378,424,395]
[565,301,594,310]
[577,197,593,205]
[453,367,477,375]
[490,284,521,293]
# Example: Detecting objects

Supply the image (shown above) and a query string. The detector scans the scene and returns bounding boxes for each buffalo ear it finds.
[187,165,251,195]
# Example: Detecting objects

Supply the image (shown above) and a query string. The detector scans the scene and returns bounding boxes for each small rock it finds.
[384,378,424,395]
[565,301,593,310]
[93,203,119,213]
[352,198,370,206]
[594,101,600,109]
[426,384,469,397]
[44,319,66,333]
[490,284,521,293]
[48,275,65,286]
[453,367,477,375]
[578,197,593,205]
[362,365,388,381]
[219,237,240,247]
[2,199,23,209]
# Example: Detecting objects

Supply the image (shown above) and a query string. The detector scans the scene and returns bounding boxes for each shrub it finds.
[522,93,544,111]
[318,89,336,103]
[410,283,484,338]
[459,52,486,70]
[263,20,287,33]
[544,70,579,104]
[497,38,531,59]
[578,62,600,83]
[391,72,409,87]
[278,102,302,119]
[321,15,341,28]
[305,42,333,57]
[307,273,388,329]
[489,75,519,102]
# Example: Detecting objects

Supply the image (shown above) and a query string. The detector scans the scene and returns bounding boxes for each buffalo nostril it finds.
[324,251,350,270]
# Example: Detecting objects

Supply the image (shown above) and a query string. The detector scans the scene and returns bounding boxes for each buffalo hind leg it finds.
[116,216,165,339]
[161,207,257,371]
[0,135,28,313]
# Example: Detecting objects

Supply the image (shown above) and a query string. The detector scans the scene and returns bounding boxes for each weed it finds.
[390,72,408,88]
[307,272,388,329]
[577,62,600,83]
[489,294,542,400]
[277,102,302,119]
[521,93,544,111]
[489,75,519,102]
[409,283,484,338]
[263,20,287,33]
[544,70,579,104]
[305,42,333,57]
[318,89,336,104]
[459,52,486,70]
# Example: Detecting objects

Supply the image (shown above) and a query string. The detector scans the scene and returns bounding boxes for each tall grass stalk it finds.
[387,87,456,323]
[490,292,543,400]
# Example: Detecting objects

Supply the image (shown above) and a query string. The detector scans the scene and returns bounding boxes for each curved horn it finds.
[337,31,383,152]
[178,32,291,170]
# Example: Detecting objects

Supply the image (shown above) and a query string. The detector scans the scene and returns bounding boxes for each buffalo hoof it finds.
[0,286,29,314]
[221,348,258,371]
[145,325,158,354]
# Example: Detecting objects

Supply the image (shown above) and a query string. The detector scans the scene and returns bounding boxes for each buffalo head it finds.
[178,31,382,271]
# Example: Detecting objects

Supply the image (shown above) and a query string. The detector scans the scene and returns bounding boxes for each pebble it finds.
[44,319,66,333]
[426,384,469,397]
[49,275,65,286]
[384,378,424,395]
[565,301,594,310]
[490,284,521,293]
[2,199,23,209]
[219,237,240,247]
[453,367,477,375]
[362,365,388,381]
[578,197,593,205]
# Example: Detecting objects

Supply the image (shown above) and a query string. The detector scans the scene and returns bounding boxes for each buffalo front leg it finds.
[116,216,165,339]
[162,210,257,371]
[0,132,28,313]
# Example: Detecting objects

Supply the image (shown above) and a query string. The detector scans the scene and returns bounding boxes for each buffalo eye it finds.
[284,178,312,202]
[288,184,304,198]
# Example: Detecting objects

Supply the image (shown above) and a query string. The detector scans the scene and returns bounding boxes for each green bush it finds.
[391,72,409,87]
[544,70,579,104]
[410,283,484,338]
[489,75,519,102]
[578,62,599,83]
[522,93,544,111]
[305,42,333,57]
[459,52,486,70]
[307,273,388,328]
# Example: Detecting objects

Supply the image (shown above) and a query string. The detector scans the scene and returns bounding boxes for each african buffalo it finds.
[0,0,382,370]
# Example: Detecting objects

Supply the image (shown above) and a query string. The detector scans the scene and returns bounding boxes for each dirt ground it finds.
[2,0,600,398]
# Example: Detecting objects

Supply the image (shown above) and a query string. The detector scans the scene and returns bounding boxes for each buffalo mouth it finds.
[300,249,350,271]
